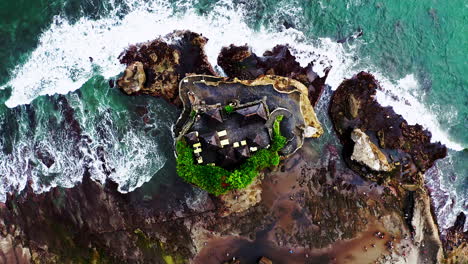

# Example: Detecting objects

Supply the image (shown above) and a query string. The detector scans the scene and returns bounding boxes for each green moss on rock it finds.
[176,115,286,195]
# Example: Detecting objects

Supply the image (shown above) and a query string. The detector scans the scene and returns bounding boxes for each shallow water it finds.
[0,0,466,231]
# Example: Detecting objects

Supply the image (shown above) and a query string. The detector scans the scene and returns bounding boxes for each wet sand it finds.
[193,143,413,264]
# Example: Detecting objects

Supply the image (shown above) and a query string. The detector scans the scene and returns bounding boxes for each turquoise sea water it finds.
[0,0,466,230]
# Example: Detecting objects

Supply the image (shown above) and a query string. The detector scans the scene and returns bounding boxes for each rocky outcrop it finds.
[218,44,330,106]
[0,36,457,264]
[442,212,468,262]
[175,75,323,162]
[0,141,447,264]
[117,61,146,94]
[117,31,217,105]
[350,128,392,172]
[329,71,447,184]
[410,190,444,262]
[328,72,452,263]
[219,174,263,216]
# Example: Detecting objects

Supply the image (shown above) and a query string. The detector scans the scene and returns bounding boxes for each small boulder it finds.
[117,61,146,94]
[350,128,392,172]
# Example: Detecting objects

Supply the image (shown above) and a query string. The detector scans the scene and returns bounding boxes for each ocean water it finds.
[0,0,466,231]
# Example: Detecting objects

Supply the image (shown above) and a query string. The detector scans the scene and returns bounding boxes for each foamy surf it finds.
[0,0,465,232]
[374,74,464,151]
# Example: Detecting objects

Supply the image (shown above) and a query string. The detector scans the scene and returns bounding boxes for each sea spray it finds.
[0,0,465,231]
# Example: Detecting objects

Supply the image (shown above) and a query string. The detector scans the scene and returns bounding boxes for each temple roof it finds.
[248,133,269,147]
[184,131,199,145]
[200,131,221,149]
[235,103,267,121]
[235,145,250,159]
[203,108,223,123]
[218,148,238,167]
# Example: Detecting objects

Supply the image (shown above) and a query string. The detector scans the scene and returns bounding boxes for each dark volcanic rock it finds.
[443,212,468,252]
[329,71,447,184]
[0,172,215,263]
[217,44,330,106]
[118,30,217,105]
[0,141,445,264]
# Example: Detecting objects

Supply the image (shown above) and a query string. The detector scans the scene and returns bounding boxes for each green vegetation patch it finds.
[176,115,286,195]
[224,105,235,114]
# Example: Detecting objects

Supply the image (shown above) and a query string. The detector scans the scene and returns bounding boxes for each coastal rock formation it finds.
[219,174,263,216]
[218,44,330,106]
[1,142,446,264]
[1,33,459,264]
[117,31,216,105]
[350,128,392,172]
[443,213,468,263]
[175,75,323,159]
[117,61,146,94]
[329,71,447,183]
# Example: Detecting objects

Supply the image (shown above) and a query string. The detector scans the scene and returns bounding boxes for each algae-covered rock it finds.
[117,30,216,105]
[117,61,146,94]
[329,71,447,183]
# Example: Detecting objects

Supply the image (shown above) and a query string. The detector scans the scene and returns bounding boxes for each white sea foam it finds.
[425,154,468,232]
[0,107,86,202]
[374,74,464,151]
[0,0,465,230]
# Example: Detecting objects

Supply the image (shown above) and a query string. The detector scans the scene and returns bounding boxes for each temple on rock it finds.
[183,100,271,168]
[175,74,324,170]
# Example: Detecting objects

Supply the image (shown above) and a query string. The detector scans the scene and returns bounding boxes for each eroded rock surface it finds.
[0,141,447,264]
[329,71,447,184]
[442,212,468,263]
[117,31,217,105]
[351,128,392,172]
[218,44,330,106]
[117,61,146,94]
[219,174,263,216]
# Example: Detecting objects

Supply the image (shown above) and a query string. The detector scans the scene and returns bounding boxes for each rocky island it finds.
[0,30,466,264]
[174,74,322,195]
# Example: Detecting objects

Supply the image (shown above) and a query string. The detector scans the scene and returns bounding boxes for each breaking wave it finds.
[0,0,465,230]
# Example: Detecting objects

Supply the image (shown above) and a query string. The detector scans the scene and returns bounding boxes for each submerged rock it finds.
[117,30,216,105]
[218,44,330,106]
